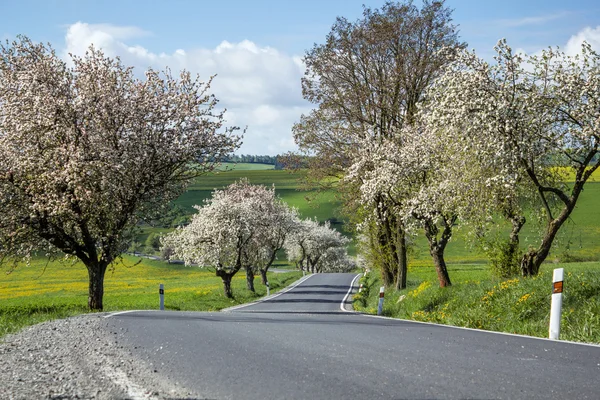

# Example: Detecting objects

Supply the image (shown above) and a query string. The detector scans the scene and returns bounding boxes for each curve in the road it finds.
[225,272,361,313]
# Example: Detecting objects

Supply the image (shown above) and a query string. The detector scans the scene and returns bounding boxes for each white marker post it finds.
[266,282,270,297]
[549,268,564,340]
[377,286,385,316]
[359,284,364,293]
[159,283,165,311]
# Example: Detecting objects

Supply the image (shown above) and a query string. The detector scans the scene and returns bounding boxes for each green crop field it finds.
[175,169,343,224]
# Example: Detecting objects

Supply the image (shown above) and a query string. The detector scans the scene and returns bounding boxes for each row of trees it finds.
[0,36,353,310]
[294,0,600,288]
[293,0,464,289]
[162,179,353,297]
[222,154,284,168]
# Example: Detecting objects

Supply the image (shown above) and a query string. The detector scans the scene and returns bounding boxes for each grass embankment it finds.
[0,255,302,338]
[353,262,600,344]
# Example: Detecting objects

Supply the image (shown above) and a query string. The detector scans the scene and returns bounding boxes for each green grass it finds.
[402,182,600,265]
[175,170,310,213]
[0,255,302,338]
[353,262,600,344]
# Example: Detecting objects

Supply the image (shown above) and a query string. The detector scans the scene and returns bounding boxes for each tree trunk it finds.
[260,269,268,286]
[521,207,572,277]
[521,222,561,277]
[259,250,277,285]
[377,214,399,287]
[521,250,540,277]
[505,214,525,275]
[422,215,455,287]
[395,225,408,290]
[245,267,255,292]
[431,245,452,287]
[216,269,235,298]
[86,261,108,311]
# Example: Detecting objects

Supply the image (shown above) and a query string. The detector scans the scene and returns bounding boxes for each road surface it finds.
[105,273,600,399]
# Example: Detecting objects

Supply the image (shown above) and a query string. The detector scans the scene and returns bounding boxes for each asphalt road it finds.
[105,273,600,399]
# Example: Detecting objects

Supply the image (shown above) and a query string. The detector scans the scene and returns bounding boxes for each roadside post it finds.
[159,283,165,311]
[359,284,364,293]
[377,286,384,316]
[266,282,270,296]
[549,268,564,340]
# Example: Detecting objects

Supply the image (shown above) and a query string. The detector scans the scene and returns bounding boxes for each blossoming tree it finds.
[347,124,460,287]
[246,196,299,287]
[163,180,302,296]
[163,180,265,297]
[0,36,240,310]
[285,219,351,274]
[427,40,600,276]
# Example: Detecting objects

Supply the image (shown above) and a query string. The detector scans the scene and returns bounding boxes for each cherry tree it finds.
[347,124,459,287]
[247,198,299,287]
[163,180,296,296]
[427,40,600,276]
[0,36,240,310]
[318,246,355,273]
[285,219,351,274]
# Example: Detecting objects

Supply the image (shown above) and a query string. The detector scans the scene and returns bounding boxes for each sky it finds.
[2,0,599,155]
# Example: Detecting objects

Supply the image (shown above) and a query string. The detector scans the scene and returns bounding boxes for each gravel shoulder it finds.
[0,314,194,400]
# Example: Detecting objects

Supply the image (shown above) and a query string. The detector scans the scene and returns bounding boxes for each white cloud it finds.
[565,26,600,56]
[497,12,570,28]
[63,22,310,155]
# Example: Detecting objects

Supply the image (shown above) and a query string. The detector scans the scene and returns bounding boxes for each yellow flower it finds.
[517,293,531,303]
[408,281,431,298]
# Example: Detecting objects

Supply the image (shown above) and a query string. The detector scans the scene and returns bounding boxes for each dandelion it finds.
[517,293,531,303]
[408,281,432,298]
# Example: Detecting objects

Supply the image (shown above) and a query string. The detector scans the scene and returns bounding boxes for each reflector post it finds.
[549,268,564,340]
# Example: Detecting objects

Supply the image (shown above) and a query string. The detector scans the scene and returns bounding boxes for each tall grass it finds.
[353,262,600,344]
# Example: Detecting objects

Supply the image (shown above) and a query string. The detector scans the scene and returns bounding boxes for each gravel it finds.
[0,314,194,400]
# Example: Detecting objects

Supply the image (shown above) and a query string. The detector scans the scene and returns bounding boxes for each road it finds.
[105,273,600,399]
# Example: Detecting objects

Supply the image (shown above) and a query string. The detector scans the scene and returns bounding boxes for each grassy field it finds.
[172,166,600,263]
[0,255,302,338]
[353,262,600,344]
[394,181,600,265]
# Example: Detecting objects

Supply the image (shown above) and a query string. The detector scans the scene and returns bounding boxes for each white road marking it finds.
[360,313,600,348]
[103,310,146,318]
[340,274,361,312]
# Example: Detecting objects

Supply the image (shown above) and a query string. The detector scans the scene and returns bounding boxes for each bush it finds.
[482,237,521,278]
[145,233,162,253]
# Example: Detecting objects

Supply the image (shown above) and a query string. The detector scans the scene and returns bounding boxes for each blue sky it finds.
[2,0,599,155]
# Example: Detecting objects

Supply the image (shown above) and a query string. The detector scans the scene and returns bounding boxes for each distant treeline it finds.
[222,154,285,169]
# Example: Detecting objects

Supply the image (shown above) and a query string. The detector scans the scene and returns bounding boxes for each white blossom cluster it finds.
[284,218,352,273]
